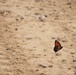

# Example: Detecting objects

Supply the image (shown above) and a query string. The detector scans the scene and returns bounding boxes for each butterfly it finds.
[54,40,63,52]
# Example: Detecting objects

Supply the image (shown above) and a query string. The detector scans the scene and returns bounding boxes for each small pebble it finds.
[12,52,16,55]
[39,64,47,68]
[62,40,67,42]
[39,15,46,22]
[6,48,11,50]
[17,46,19,47]
[68,68,71,70]
[62,59,67,62]
[20,16,24,20]
[70,44,73,47]
[26,37,32,40]
[73,60,76,62]
[40,73,46,75]
[40,8,43,10]
[67,3,71,5]
[52,36,55,39]
[15,28,18,31]
[70,52,75,54]
[44,15,47,17]
[34,12,40,15]
[56,53,61,56]
[44,55,46,56]
[35,69,39,71]
[48,65,53,68]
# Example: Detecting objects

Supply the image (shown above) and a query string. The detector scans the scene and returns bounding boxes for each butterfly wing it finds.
[55,40,62,49]
[54,40,63,52]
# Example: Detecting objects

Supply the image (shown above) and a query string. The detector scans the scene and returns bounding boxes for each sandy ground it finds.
[0,0,76,75]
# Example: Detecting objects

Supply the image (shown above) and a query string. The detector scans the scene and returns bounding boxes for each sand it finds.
[0,0,76,75]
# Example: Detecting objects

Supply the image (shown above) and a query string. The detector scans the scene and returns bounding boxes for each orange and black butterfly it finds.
[54,40,63,52]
